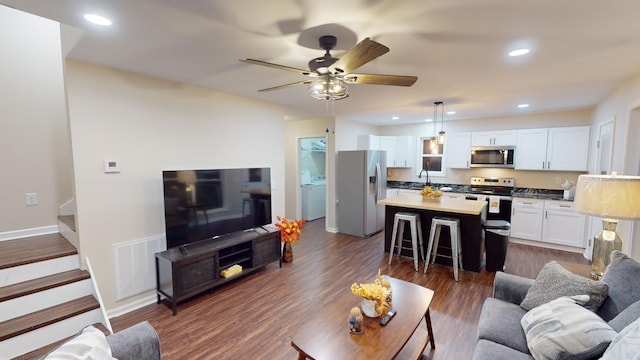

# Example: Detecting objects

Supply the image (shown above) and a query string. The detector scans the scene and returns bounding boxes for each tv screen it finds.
[162,168,272,249]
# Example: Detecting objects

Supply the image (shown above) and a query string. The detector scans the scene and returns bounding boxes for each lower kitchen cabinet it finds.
[511,198,586,248]
[542,200,586,247]
[510,198,544,240]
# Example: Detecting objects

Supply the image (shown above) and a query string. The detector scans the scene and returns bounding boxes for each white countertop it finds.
[378,195,487,215]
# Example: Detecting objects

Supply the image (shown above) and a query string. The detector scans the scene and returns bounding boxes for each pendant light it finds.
[436,101,445,145]
[429,102,439,154]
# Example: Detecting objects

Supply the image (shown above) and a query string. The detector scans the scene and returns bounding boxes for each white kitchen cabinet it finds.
[515,128,548,170]
[515,126,590,171]
[542,200,586,247]
[471,131,516,146]
[441,192,466,200]
[357,134,381,150]
[398,189,421,196]
[546,126,590,171]
[358,135,413,167]
[446,132,471,168]
[510,198,544,240]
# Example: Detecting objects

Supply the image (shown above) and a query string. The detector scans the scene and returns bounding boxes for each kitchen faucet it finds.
[418,168,431,186]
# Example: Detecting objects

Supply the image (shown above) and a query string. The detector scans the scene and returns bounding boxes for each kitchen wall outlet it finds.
[26,192,38,206]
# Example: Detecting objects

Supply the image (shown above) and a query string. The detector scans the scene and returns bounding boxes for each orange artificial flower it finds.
[275,216,306,244]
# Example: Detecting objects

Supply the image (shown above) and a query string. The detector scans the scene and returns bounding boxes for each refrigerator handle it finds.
[375,162,381,202]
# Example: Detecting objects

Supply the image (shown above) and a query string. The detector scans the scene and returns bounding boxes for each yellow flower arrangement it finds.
[350,270,392,316]
[275,216,306,244]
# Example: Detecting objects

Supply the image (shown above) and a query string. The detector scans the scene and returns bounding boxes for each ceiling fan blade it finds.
[344,73,418,86]
[240,59,313,76]
[328,38,389,75]
[257,80,313,92]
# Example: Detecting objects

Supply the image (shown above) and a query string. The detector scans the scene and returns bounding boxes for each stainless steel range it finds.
[465,177,514,222]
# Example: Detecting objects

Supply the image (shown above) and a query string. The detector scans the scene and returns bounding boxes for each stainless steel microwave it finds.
[470,146,515,168]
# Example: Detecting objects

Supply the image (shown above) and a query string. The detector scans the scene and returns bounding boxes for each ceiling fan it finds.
[240,35,418,100]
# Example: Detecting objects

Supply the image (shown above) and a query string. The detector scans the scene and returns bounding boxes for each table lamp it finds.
[573,174,640,279]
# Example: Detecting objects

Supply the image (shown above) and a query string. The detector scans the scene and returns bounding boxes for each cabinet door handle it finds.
[542,161,545,169]
[545,210,548,219]
[547,161,551,169]
[559,205,571,208]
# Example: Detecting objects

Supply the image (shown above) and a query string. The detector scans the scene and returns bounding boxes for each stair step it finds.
[0,295,99,341]
[0,233,76,270]
[57,215,76,232]
[0,269,90,302]
[12,323,109,360]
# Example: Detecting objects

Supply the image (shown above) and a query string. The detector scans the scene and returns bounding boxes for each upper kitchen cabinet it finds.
[546,126,590,171]
[471,131,516,146]
[515,126,590,171]
[358,135,414,168]
[446,132,472,168]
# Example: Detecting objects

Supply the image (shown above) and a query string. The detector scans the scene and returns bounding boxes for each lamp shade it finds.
[573,174,640,220]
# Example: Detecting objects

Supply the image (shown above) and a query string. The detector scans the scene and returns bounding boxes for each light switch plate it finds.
[104,160,120,173]
[26,192,38,206]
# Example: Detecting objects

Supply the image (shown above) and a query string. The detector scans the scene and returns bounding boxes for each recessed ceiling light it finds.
[424,118,433,122]
[392,116,399,120]
[446,111,456,115]
[518,103,530,108]
[509,48,530,57]
[84,14,112,26]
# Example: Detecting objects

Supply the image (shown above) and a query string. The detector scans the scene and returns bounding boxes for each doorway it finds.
[299,137,327,221]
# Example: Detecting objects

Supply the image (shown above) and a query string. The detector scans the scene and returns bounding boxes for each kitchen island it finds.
[378,195,487,272]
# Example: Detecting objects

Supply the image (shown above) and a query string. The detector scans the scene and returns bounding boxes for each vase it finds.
[282,242,293,263]
[361,299,380,318]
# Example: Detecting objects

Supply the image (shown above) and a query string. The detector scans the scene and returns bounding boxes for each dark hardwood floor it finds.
[110,218,589,360]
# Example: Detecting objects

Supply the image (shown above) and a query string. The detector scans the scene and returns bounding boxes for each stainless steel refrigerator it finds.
[336,150,387,237]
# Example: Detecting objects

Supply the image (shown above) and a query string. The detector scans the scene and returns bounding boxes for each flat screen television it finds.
[162,167,272,249]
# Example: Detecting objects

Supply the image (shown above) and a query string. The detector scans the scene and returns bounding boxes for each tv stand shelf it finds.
[155,227,281,315]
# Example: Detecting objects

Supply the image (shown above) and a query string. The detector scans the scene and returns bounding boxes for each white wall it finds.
[65,60,286,312]
[0,6,73,233]
[589,71,640,259]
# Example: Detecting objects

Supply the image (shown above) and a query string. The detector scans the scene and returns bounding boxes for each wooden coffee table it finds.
[291,277,435,360]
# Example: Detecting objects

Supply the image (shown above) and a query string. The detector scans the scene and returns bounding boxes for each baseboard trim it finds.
[0,225,58,242]
[107,292,157,319]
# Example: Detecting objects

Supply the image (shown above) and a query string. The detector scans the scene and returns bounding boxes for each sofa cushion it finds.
[601,316,640,360]
[521,295,616,360]
[599,250,640,321]
[44,326,115,360]
[520,261,608,312]
[608,300,640,332]
[477,297,530,354]
[472,339,534,360]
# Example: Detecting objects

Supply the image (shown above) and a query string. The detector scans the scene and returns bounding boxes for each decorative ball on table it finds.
[275,216,306,263]
[348,307,364,334]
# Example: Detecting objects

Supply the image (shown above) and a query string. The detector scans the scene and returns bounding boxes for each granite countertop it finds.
[387,181,572,201]
[378,194,487,215]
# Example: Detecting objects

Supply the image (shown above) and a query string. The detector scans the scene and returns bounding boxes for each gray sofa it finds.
[473,251,640,360]
[106,321,161,360]
[43,321,160,360]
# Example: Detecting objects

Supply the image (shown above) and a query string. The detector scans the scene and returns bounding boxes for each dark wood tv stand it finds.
[155,227,281,315]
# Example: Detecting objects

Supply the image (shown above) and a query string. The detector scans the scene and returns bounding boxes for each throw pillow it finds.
[601,316,640,360]
[44,326,116,360]
[521,295,617,360]
[520,261,608,312]
[599,250,640,321]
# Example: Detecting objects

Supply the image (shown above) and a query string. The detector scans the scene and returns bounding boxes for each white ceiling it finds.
[5,0,640,126]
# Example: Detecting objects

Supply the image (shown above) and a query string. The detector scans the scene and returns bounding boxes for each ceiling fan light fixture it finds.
[308,76,348,100]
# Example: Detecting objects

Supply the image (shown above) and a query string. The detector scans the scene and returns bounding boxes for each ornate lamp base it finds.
[591,219,623,279]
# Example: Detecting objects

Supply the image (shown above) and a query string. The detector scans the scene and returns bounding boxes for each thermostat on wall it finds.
[104,160,120,173]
